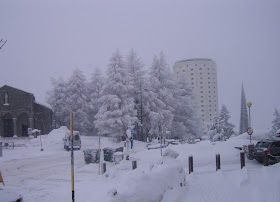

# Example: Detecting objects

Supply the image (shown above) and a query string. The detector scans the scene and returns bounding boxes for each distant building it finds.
[239,83,249,134]
[0,85,53,137]
[173,58,219,126]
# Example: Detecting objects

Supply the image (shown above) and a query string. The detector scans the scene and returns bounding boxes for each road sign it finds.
[247,127,253,135]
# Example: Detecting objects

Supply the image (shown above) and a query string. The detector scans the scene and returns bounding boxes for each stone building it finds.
[0,85,53,137]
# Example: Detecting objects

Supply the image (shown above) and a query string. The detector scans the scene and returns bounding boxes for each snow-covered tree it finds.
[219,104,235,139]
[146,52,174,138]
[47,77,68,128]
[269,108,280,137]
[208,105,235,141]
[126,49,147,140]
[66,69,90,134]
[95,50,137,140]
[171,77,203,139]
[87,68,105,135]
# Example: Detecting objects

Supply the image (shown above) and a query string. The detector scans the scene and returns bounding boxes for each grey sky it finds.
[0,0,279,131]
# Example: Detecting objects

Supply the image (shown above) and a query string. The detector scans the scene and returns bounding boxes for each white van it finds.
[64,131,81,151]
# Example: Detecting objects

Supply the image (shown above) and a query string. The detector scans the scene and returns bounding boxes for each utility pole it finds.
[0,39,7,50]
[70,113,75,202]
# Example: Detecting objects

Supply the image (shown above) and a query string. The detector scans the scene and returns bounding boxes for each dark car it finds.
[253,139,280,164]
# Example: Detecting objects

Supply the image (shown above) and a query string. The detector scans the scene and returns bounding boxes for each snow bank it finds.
[107,152,185,202]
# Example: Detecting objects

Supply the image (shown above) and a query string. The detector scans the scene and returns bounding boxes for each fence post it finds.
[132,161,137,170]
[248,144,255,160]
[263,149,268,166]
[189,156,193,174]
[240,152,245,169]
[102,163,106,174]
[216,154,221,171]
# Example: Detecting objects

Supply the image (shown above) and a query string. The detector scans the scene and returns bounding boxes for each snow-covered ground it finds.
[0,127,279,202]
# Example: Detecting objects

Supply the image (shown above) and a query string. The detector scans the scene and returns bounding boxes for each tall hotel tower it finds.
[173,58,218,125]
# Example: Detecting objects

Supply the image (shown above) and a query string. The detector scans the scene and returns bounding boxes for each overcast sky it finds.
[0,0,279,131]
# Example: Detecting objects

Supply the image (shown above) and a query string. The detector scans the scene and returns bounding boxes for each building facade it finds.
[0,85,53,137]
[173,58,218,125]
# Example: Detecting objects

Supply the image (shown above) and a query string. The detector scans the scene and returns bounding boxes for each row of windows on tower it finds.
[200,91,216,94]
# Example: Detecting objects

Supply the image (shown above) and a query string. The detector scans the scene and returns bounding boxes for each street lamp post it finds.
[247,102,252,143]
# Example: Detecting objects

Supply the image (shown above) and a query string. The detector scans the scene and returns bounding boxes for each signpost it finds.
[247,127,253,143]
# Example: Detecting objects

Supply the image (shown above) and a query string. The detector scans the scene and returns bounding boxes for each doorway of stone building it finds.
[3,113,14,137]
[22,124,28,136]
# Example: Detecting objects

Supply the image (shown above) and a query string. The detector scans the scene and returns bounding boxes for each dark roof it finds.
[175,58,214,64]
[0,85,34,96]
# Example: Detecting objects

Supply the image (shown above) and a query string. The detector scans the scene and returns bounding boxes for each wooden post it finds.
[0,171,4,186]
[132,160,137,170]
[189,156,193,174]
[248,144,254,160]
[70,113,75,202]
[263,149,268,166]
[240,152,245,169]
[216,154,221,171]
[102,163,106,174]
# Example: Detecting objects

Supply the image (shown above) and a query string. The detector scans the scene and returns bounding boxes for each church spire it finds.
[239,83,249,134]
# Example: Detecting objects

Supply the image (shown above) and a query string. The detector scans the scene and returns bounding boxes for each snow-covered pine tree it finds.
[47,77,68,128]
[88,68,105,135]
[269,108,280,137]
[94,50,137,140]
[219,104,235,139]
[146,52,174,138]
[207,115,224,142]
[66,69,90,134]
[208,105,235,141]
[171,77,203,139]
[126,49,147,141]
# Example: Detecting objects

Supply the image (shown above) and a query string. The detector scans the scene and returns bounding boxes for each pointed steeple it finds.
[239,83,249,134]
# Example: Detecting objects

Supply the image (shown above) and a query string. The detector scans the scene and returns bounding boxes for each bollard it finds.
[263,149,268,166]
[189,156,193,174]
[240,152,245,169]
[216,154,221,171]
[132,160,137,170]
[102,163,106,174]
[0,142,2,157]
[248,144,255,160]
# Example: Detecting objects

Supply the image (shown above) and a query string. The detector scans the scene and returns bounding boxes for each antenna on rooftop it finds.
[0,39,7,50]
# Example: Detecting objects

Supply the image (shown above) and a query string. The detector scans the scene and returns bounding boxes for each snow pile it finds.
[37,126,69,151]
[108,156,186,202]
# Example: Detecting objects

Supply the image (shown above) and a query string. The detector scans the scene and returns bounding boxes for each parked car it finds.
[0,187,23,202]
[63,131,81,151]
[253,139,280,164]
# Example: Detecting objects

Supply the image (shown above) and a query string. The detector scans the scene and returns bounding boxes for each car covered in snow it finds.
[0,187,23,202]
[63,131,81,151]
[253,139,280,164]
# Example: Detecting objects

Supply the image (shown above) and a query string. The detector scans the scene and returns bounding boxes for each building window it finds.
[199,68,202,70]
[201,105,204,107]
[183,70,185,72]
[200,91,203,93]
[191,82,194,85]
[210,118,212,121]
[200,82,203,84]
[177,72,179,74]
[201,96,203,98]
[209,109,212,112]
[195,64,197,66]
[191,78,194,80]
[201,100,204,103]
[187,65,188,67]
[202,110,204,112]
[191,68,193,71]
[208,77,210,79]
[4,93,9,105]
[191,73,194,75]
[200,86,203,89]
[200,77,203,79]
[200,72,202,75]
[204,64,206,66]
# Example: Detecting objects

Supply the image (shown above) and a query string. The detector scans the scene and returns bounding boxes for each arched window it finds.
[4,93,9,105]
